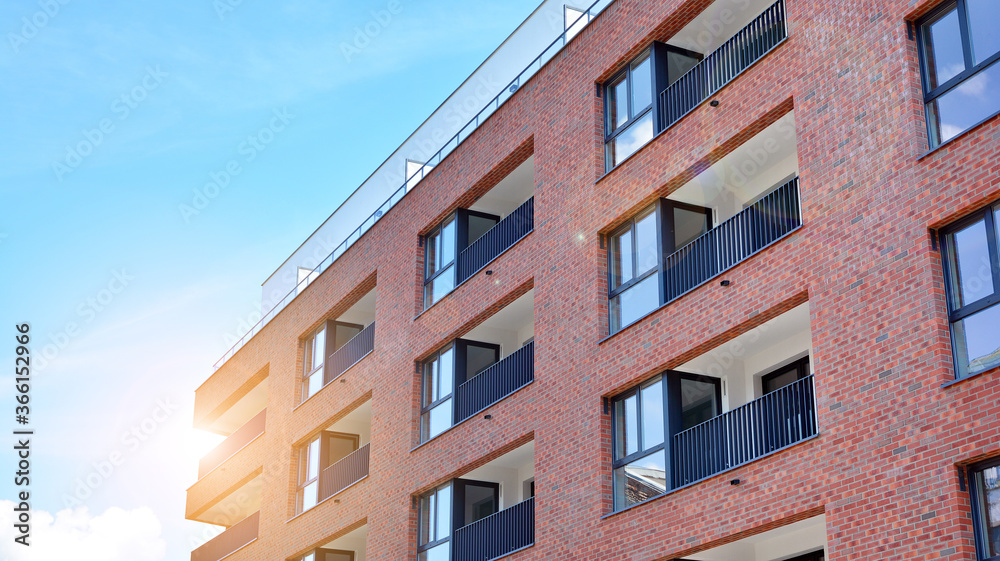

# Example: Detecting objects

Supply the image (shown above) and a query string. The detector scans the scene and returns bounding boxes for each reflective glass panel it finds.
[928,59,1000,145]
[607,111,654,168]
[611,227,634,288]
[947,217,994,308]
[613,450,667,510]
[610,274,659,332]
[974,464,1000,556]
[635,210,658,275]
[922,7,965,89]
[640,381,664,448]
[968,0,1000,64]
[631,52,652,112]
[953,304,1000,377]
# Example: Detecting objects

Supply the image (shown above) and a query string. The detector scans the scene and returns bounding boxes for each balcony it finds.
[455,341,534,423]
[658,0,788,133]
[198,409,265,479]
[673,374,816,486]
[326,288,377,384]
[675,514,826,561]
[418,441,535,561]
[457,197,534,284]
[663,176,800,304]
[423,156,535,309]
[319,443,370,502]
[297,400,371,514]
[608,112,800,334]
[297,523,368,561]
[614,304,818,510]
[421,290,534,442]
[454,497,535,561]
[191,510,258,561]
[671,304,816,487]
[326,321,375,385]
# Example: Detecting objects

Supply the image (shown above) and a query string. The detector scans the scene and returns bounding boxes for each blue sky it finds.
[0,0,540,558]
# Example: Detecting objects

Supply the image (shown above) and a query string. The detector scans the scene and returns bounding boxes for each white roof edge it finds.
[263,0,553,285]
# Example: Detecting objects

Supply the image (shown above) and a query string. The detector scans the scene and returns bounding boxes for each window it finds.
[613,377,668,511]
[602,43,703,171]
[611,372,721,510]
[940,203,1000,378]
[302,326,326,401]
[422,210,501,309]
[608,200,712,333]
[970,457,1000,560]
[605,49,654,169]
[424,217,457,308]
[418,485,452,561]
[419,339,501,442]
[297,435,322,512]
[761,357,811,394]
[918,0,1000,147]
[420,346,455,441]
[295,432,359,513]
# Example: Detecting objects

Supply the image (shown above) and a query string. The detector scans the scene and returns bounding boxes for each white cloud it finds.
[0,502,165,561]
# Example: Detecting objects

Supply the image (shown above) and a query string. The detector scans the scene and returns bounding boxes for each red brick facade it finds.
[187,0,1000,559]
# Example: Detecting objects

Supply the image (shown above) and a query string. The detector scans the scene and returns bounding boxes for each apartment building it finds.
[185,0,1000,559]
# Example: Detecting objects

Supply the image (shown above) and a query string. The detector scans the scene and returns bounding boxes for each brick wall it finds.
[187,0,1000,558]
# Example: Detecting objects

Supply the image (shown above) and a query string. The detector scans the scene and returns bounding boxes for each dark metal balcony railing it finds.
[198,409,266,479]
[658,0,787,132]
[673,375,816,486]
[664,176,800,304]
[318,443,370,501]
[454,341,534,423]
[324,321,376,385]
[191,510,259,561]
[458,197,535,284]
[453,497,535,561]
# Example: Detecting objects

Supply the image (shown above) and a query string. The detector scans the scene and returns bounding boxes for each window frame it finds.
[417,484,453,557]
[939,203,1000,378]
[610,371,724,510]
[607,204,661,304]
[611,375,668,470]
[761,356,812,395]
[301,325,327,402]
[968,456,1000,561]
[296,434,323,513]
[916,0,1000,147]
[607,199,714,333]
[423,216,457,307]
[420,344,456,441]
[603,48,655,169]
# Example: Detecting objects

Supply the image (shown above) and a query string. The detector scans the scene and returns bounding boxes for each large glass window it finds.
[418,485,452,561]
[611,372,722,511]
[608,200,712,333]
[421,346,455,441]
[605,50,655,169]
[297,436,322,513]
[918,0,1000,147]
[609,206,660,332]
[302,326,326,402]
[970,457,1000,560]
[424,217,457,308]
[612,377,667,510]
[940,203,1000,378]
